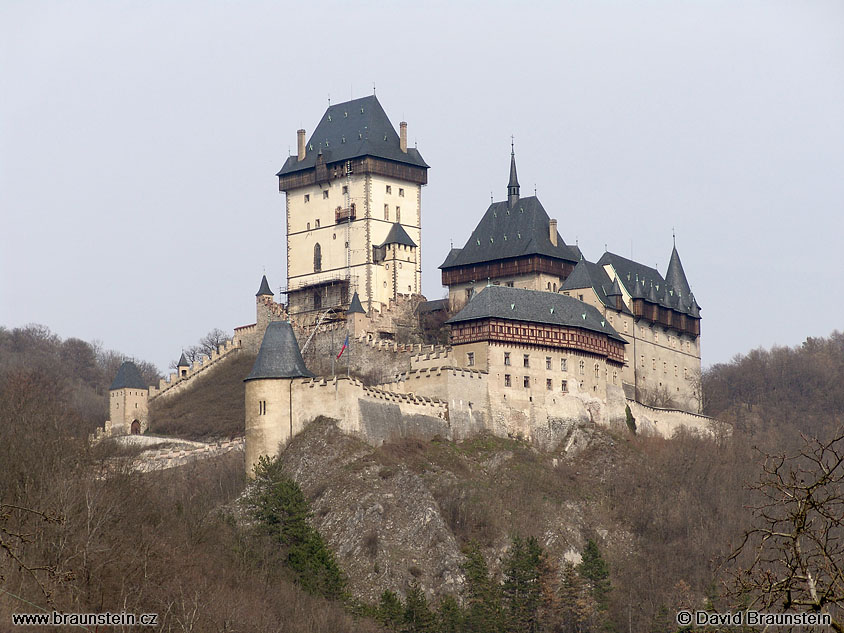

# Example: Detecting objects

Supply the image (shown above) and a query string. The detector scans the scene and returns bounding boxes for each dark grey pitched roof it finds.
[245,321,314,381]
[561,259,631,315]
[256,274,273,297]
[109,361,147,390]
[446,285,626,343]
[665,245,692,297]
[416,298,448,314]
[177,352,189,367]
[347,291,366,314]
[598,252,666,298]
[276,96,428,177]
[439,248,463,269]
[687,293,701,318]
[442,196,579,269]
[380,222,416,247]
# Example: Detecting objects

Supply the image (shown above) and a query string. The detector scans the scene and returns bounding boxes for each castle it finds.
[98,95,714,473]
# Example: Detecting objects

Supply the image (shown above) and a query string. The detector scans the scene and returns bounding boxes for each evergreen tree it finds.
[501,535,545,632]
[436,595,465,633]
[244,455,346,600]
[559,561,595,633]
[577,540,611,612]
[403,582,435,633]
[378,590,405,631]
[462,542,503,633]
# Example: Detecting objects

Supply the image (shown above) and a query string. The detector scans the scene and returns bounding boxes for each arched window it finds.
[314,243,322,272]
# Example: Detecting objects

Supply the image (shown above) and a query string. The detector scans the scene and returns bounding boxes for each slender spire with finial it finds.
[507,137,520,206]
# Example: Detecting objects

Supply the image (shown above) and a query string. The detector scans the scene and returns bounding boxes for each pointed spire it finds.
[665,244,692,297]
[607,277,623,297]
[256,274,273,297]
[507,140,520,206]
[177,352,189,368]
[647,281,660,304]
[245,321,314,381]
[109,361,147,390]
[347,291,366,314]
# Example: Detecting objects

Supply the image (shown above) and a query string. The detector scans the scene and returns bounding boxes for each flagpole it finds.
[347,325,350,378]
[331,325,335,379]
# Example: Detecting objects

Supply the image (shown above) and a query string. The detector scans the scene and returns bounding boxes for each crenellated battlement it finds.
[149,338,241,401]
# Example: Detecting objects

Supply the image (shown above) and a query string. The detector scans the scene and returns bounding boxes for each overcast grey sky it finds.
[2,1,843,373]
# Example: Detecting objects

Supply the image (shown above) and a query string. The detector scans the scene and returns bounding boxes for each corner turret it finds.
[107,361,149,435]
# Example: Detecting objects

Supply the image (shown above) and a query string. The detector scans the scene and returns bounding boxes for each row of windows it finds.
[304,185,356,204]
[639,355,691,378]
[385,185,404,196]
[503,352,576,373]
[502,372,618,390]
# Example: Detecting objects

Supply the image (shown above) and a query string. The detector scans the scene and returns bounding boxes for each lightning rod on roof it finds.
[373,82,376,95]
[328,93,331,106]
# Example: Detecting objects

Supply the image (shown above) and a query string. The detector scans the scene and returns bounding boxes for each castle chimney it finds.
[399,121,407,153]
[297,129,306,161]
[549,219,558,246]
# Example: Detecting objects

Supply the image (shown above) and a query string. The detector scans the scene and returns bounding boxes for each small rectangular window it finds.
[523,376,530,388]
[545,357,552,370]
[399,188,404,197]
[467,352,475,367]
[396,206,401,222]
[505,374,511,387]
[323,190,329,199]
[506,281,514,287]
[523,354,530,368]
[561,380,568,393]
[384,204,389,219]
[342,185,348,194]
[315,219,320,228]
[504,352,511,366]
[578,294,584,301]
[546,378,552,390]
[304,194,310,203]
[386,185,392,194]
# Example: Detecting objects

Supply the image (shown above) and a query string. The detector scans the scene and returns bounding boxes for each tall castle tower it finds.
[276,96,428,321]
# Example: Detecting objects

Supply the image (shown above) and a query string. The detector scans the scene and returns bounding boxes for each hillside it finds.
[278,416,751,631]
[148,350,256,440]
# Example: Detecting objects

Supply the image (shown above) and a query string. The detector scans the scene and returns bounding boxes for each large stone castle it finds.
[98,95,714,473]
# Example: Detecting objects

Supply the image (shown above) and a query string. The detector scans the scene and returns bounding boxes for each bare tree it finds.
[198,328,230,358]
[722,430,844,632]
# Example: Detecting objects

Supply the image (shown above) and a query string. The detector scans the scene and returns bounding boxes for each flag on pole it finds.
[337,335,349,359]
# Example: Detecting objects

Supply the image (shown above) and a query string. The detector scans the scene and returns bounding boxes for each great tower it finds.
[277,96,428,321]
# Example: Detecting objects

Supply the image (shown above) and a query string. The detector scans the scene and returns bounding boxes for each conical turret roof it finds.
[109,361,147,390]
[245,321,314,381]
[177,352,189,368]
[256,274,273,297]
[647,282,660,303]
[347,291,366,314]
[606,277,623,297]
[665,246,692,297]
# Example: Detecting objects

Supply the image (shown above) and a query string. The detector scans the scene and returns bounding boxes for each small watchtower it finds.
[107,361,149,435]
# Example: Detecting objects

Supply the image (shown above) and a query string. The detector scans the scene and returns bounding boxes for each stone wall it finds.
[245,375,449,473]
[150,338,242,402]
[625,400,716,437]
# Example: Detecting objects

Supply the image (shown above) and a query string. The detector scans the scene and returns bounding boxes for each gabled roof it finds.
[347,291,366,314]
[446,285,626,343]
[665,245,692,297]
[256,274,273,297]
[598,252,666,298]
[441,196,579,269]
[245,321,314,381]
[177,352,189,368]
[380,222,416,247]
[109,361,147,390]
[276,95,428,177]
[561,259,631,314]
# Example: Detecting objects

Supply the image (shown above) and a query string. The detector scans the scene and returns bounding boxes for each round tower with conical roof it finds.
[244,321,314,475]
